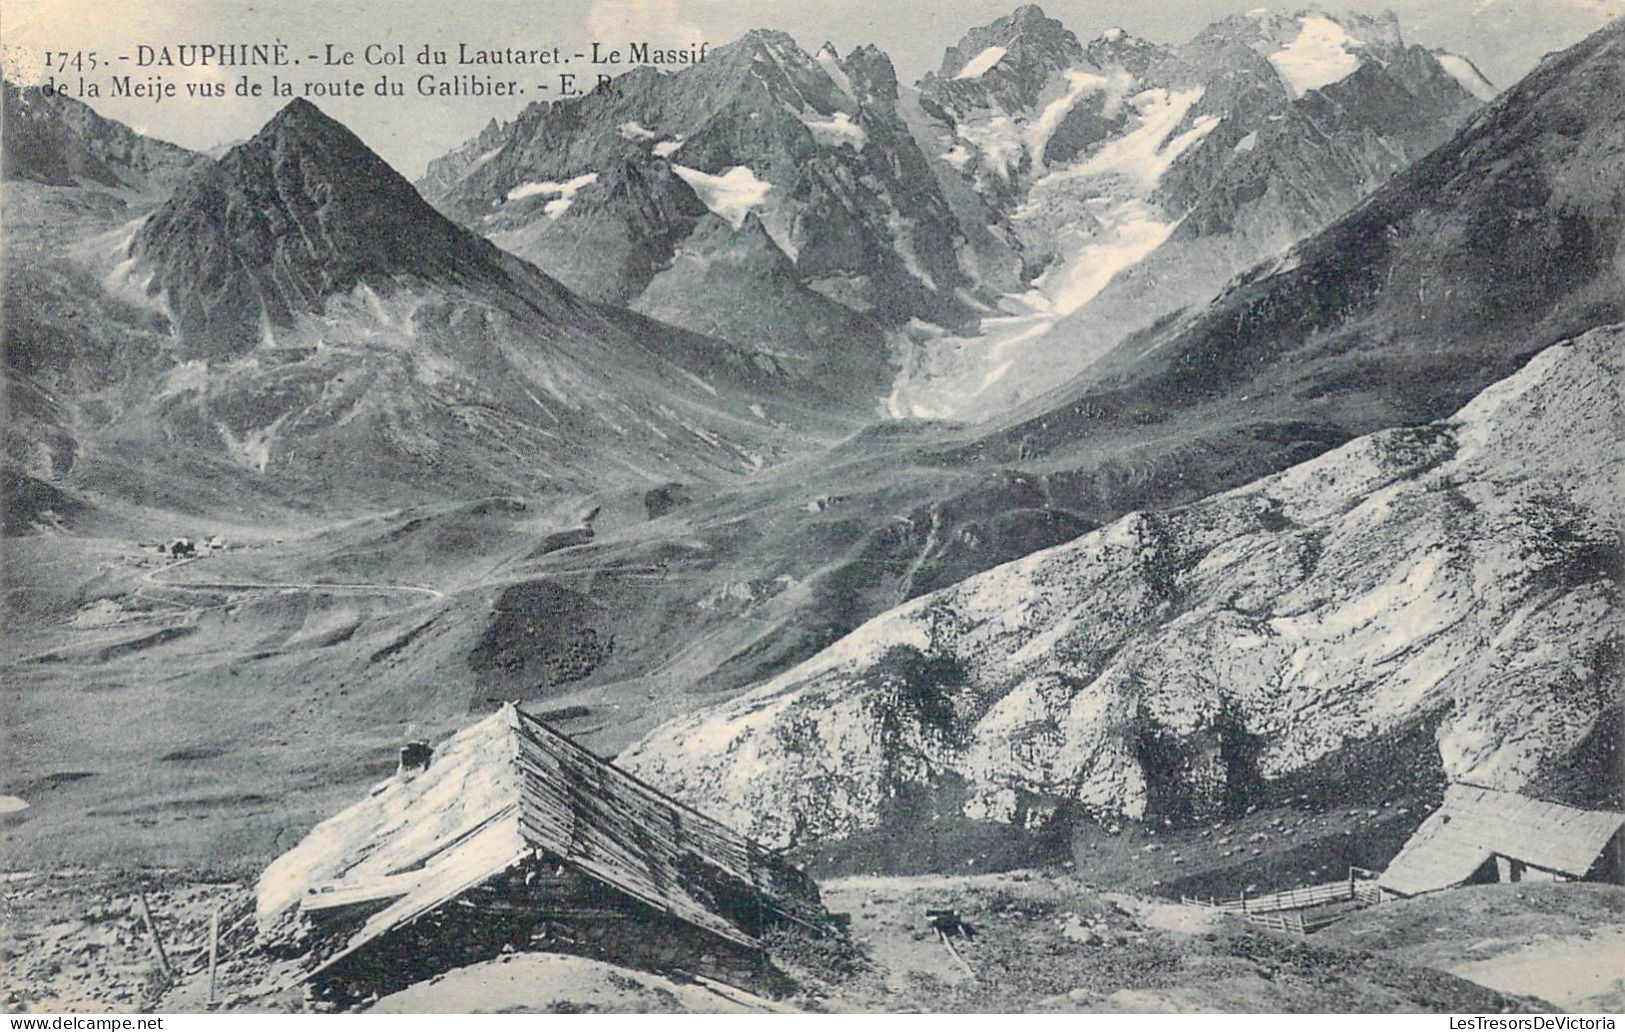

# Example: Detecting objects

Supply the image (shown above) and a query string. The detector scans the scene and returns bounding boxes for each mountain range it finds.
[895,6,1489,418]
[617,11,1625,857]
[1,5,1619,883]
[6,91,862,519]
[418,6,1492,422]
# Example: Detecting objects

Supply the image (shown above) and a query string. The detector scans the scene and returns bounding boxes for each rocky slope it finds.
[418,36,963,398]
[622,325,1621,847]
[891,6,1486,419]
[1,79,205,194]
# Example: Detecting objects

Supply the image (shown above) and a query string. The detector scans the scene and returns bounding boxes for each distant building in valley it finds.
[1379,783,1625,898]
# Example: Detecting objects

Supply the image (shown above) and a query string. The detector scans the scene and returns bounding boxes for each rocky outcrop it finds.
[621,326,1622,847]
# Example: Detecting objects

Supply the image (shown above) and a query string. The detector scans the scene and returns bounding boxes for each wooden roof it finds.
[1379,784,1625,896]
[507,703,826,941]
[256,703,825,976]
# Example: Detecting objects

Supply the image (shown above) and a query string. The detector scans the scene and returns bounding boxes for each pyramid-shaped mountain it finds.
[131,98,556,354]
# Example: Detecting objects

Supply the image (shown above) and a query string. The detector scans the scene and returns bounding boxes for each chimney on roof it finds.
[398,740,432,775]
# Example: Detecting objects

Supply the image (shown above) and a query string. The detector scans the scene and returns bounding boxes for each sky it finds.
[3,0,1619,177]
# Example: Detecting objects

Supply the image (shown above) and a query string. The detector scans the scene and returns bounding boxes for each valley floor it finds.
[7,866,1611,1014]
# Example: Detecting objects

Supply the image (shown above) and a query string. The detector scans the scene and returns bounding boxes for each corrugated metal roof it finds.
[257,703,825,977]
[1380,784,1625,896]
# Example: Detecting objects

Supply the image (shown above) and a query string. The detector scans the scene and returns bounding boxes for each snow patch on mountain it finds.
[960,114,1026,178]
[96,216,166,315]
[956,45,1008,80]
[816,44,858,100]
[799,110,867,150]
[1028,68,1133,168]
[898,196,1179,412]
[671,165,773,228]
[1435,52,1499,100]
[1268,16,1365,97]
[1030,199,1179,314]
[940,87,1215,352]
[618,121,658,141]
[506,172,599,218]
[890,76,1224,416]
[1071,86,1219,192]
[886,210,940,290]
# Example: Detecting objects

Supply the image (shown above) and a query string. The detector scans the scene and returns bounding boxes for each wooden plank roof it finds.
[506,704,827,943]
[1379,784,1625,896]
[256,703,825,977]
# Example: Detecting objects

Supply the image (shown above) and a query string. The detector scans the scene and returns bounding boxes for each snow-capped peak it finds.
[1268,14,1366,97]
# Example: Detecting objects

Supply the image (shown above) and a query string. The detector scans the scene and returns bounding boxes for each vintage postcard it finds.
[1,0,1621,1018]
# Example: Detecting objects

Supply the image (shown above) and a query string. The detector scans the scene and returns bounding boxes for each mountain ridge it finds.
[1,79,205,194]
[890,5,1486,419]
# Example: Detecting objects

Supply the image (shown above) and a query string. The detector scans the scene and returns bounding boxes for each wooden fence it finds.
[1180,868,1383,934]
[1182,880,1346,913]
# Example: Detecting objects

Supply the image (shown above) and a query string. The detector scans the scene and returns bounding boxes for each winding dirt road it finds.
[139,557,445,601]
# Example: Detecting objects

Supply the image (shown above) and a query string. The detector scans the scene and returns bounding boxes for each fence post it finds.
[207,907,220,1003]
[136,892,173,980]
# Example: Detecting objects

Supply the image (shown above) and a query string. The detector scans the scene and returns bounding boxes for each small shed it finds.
[1379,784,1625,898]
[257,703,828,1000]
